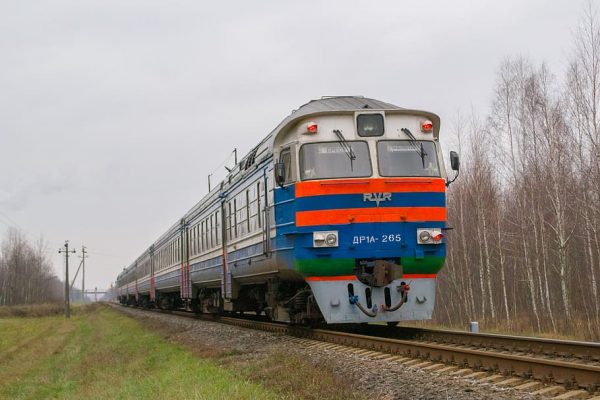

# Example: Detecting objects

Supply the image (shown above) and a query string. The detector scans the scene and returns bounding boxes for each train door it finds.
[261,171,271,255]
[180,220,191,303]
[221,199,232,303]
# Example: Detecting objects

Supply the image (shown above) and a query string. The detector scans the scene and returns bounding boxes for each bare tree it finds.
[438,42,600,339]
[0,228,61,305]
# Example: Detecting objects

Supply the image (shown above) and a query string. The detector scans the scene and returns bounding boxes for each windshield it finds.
[377,140,440,177]
[299,141,372,180]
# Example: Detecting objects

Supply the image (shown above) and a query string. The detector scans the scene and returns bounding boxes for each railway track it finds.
[118,305,600,394]
[362,325,600,362]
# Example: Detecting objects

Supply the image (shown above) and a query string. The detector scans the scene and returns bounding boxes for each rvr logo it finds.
[363,192,392,206]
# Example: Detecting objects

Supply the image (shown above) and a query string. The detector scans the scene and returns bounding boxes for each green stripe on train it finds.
[295,256,445,276]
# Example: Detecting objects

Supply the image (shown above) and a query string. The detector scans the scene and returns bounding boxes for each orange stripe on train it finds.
[296,207,446,226]
[295,177,446,198]
[305,275,357,281]
[305,274,437,281]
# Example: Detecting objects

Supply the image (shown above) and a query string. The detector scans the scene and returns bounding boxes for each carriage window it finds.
[215,211,221,246]
[246,189,251,232]
[228,202,233,240]
[210,214,214,248]
[299,141,372,180]
[196,225,200,253]
[377,140,440,177]
[256,181,262,228]
[233,199,238,237]
[193,227,197,255]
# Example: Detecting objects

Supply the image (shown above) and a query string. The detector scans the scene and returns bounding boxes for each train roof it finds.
[264,96,440,146]
[288,96,402,114]
[263,97,401,143]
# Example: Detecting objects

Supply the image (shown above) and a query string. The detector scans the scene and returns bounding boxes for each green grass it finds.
[0,305,278,400]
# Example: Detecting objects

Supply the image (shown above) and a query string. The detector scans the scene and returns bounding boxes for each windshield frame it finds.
[376,139,441,178]
[299,140,373,181]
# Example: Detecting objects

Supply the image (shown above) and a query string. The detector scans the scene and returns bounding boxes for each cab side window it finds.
[280,149,294,184]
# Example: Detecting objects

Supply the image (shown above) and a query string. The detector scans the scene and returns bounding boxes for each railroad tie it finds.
[463,371,487,379]
[449,368,473,376]
[551,390,591,400]
[435,366,459,373]
[422,363,446,371]
[477,374,506,383]
[379,355,403,362]
[413,361,433,368]
[494,377,523,387]
[513,381,543,391]
[531,386,566,397]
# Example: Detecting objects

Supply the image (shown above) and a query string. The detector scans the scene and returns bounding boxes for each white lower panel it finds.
[308,278,436,324]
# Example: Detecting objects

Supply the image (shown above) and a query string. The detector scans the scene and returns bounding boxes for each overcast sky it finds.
[0,0,590,292]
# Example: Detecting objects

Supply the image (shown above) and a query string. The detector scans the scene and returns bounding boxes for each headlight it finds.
[417,228,444,245]
[313,231,339,247]
[325,233,337,246]
[419,230,431,242]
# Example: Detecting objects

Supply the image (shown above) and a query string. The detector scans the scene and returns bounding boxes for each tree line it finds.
[0,228,62,305]
[436,6,600,340]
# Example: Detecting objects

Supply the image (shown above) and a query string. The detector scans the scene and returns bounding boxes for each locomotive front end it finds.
[274,105,450,324]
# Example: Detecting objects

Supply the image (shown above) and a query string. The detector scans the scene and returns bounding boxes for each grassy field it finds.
[0,304,278,400]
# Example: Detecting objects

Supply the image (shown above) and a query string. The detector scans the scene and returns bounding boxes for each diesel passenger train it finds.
[116,96,459,325]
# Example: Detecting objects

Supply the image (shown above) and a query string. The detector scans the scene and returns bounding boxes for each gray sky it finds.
[0,0,589,291]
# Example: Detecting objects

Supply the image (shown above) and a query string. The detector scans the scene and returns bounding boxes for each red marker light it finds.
[307,122,318,133]
[421,120,433,133]
[432,233,444,241]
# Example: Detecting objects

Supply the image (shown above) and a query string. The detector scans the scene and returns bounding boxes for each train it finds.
[116,96,459,325]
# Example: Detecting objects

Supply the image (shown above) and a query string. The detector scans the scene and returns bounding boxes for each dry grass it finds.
[404,315,599,341]
[0,303,64,318]
[0,302,105,319]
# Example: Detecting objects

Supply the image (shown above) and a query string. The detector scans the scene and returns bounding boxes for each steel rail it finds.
[346,325,600,362]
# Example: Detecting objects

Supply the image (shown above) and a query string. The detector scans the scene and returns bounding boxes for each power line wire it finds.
[0,209,21,228]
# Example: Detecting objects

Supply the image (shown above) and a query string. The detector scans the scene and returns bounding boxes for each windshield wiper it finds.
[333,129,356,170]
[400,128,427,168]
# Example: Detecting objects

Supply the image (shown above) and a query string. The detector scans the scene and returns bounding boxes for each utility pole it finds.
[58,241,76,318]
[81,246,87,303]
